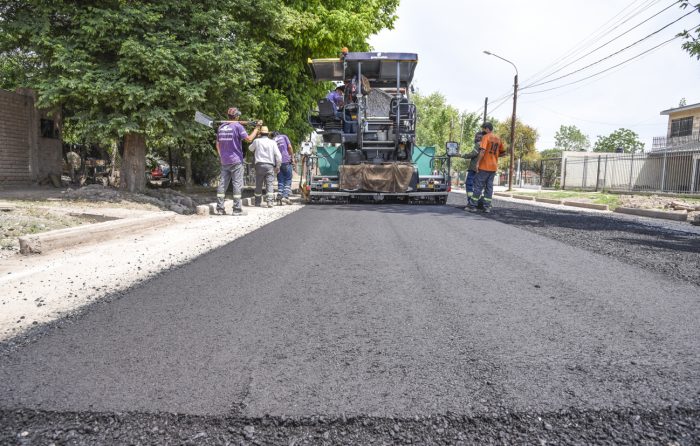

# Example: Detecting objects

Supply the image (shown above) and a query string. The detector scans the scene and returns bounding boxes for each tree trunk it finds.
[184,149,193,189]
[109,140,118,186]
[120,132,147,193]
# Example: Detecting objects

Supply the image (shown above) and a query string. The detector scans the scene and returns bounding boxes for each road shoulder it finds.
[0,203,303,343]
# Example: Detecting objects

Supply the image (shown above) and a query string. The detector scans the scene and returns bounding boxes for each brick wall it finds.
[0,89,63,187]
[0,89,33,186]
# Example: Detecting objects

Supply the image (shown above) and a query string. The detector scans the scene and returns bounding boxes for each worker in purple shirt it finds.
[326,85,344,117]
[216,106,260,215]
[273,131,295,205]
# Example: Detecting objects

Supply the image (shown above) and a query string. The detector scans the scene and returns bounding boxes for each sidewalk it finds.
[0,202,303,342]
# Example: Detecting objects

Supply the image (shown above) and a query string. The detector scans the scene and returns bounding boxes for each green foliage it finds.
[413,91,481,151]
[539,148,564,159]
[593,128,645,153]
[554,125,590,151]
[1,2,262,142]
[679,2,700,60]
[496,118,539,162]
[414,92,458,150]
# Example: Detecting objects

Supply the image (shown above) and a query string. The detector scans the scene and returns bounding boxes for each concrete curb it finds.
[19,212,177,255]
[512,194,535,201]
[207,196,304,215]
[535,197,564,205]
[614,207,688,221]
[562,201,609,211]
[494,192,512,198]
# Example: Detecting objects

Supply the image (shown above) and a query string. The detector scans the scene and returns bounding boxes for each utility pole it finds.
[509,74,518,191]
[483,51,518,191]
[483,97,488,124]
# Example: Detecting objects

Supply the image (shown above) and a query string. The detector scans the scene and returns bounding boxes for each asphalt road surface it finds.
[1,195,699,444]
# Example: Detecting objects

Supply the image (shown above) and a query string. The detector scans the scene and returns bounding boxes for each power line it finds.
[482,1,666,117]
[520,34,682,95]
[522,9,697,90]
[520,1,680,89]
[522,0,663,88]
[519,62,630,105]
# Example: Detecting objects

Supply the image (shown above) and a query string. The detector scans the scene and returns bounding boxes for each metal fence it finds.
[499,158,562,189]
[560,149,700,194]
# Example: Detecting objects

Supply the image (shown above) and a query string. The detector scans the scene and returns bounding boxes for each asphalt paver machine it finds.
[306,52,453,203]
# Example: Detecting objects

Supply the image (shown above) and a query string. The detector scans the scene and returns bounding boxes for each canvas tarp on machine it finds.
[339,163,414,193]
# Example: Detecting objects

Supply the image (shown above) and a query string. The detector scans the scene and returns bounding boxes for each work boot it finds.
[267,201,274,208]
[215,207,226,215]
[482,207,491,214]
[232,208,245,216]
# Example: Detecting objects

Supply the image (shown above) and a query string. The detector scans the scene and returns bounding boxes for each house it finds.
[652,101,700,151]
[0,88,62,187]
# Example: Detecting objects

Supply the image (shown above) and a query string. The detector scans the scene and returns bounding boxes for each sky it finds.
[368,0,700,151]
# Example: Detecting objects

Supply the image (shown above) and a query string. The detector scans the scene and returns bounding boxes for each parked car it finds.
[147,159,176,180]
[146,158,184,186]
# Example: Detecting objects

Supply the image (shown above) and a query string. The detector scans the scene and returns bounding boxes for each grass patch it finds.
[514,191,621,208]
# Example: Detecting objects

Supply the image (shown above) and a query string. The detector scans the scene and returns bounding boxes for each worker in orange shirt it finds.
[466,122,506,213]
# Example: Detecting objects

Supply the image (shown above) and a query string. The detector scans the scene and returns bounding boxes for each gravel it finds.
[1,406,697,445]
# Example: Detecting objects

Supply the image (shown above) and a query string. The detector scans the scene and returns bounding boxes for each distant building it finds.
[652,102,700,152]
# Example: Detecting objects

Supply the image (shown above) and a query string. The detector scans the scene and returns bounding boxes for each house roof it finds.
[660,102,700,115]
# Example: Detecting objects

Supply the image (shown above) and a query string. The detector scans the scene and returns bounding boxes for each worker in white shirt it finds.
[248,126,282,208]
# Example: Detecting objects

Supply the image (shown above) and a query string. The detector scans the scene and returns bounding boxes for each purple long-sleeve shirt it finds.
[274,134,293,164]
[217,122,248,164]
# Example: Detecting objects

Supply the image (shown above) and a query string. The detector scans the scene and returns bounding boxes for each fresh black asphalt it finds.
[1,194,699,444]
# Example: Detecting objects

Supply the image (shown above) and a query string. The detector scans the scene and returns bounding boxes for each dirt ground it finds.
[616,194,700,221]
[0,185,216,258]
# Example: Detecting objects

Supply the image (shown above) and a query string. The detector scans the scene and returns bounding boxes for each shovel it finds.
[194,111,262,128]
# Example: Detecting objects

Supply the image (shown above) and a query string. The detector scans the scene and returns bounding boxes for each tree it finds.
[679,2,700,59]
[554,125,590,151]
[411,91,482,172]
[539,148,564,159]
[1,1,265,192]
[413,92,460,150]
[496,118,539,162]
[593,128,645,153]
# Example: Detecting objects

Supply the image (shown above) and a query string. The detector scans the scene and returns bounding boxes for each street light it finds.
[483,50,518,191]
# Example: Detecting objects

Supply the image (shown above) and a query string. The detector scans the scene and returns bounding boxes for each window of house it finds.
[670,117,693,137]
[40,118,59,139]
